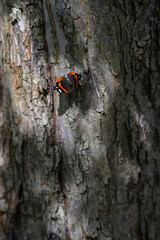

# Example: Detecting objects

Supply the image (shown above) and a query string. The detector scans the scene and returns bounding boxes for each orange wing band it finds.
[58,82,69,93]
[75,75,78,89]
[56,76,63,82]
[70,71,78,89]
[70,71,77,75]
[56,76,69,93]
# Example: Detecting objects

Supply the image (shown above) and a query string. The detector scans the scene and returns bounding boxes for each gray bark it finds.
[0,0,159,239]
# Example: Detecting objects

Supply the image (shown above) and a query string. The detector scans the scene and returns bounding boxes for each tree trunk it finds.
[0,0,159,239]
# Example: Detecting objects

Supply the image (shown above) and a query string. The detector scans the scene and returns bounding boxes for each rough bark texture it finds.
[0,0,159,239]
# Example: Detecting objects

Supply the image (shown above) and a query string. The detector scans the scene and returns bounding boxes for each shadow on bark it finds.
[2,98,62,239]
[57,93,76,116]
[53,0,160,238]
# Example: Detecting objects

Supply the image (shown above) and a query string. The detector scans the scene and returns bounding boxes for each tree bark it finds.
[0,0,159,240]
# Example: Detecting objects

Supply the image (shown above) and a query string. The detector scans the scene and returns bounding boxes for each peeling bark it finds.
[0,0,160,240]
